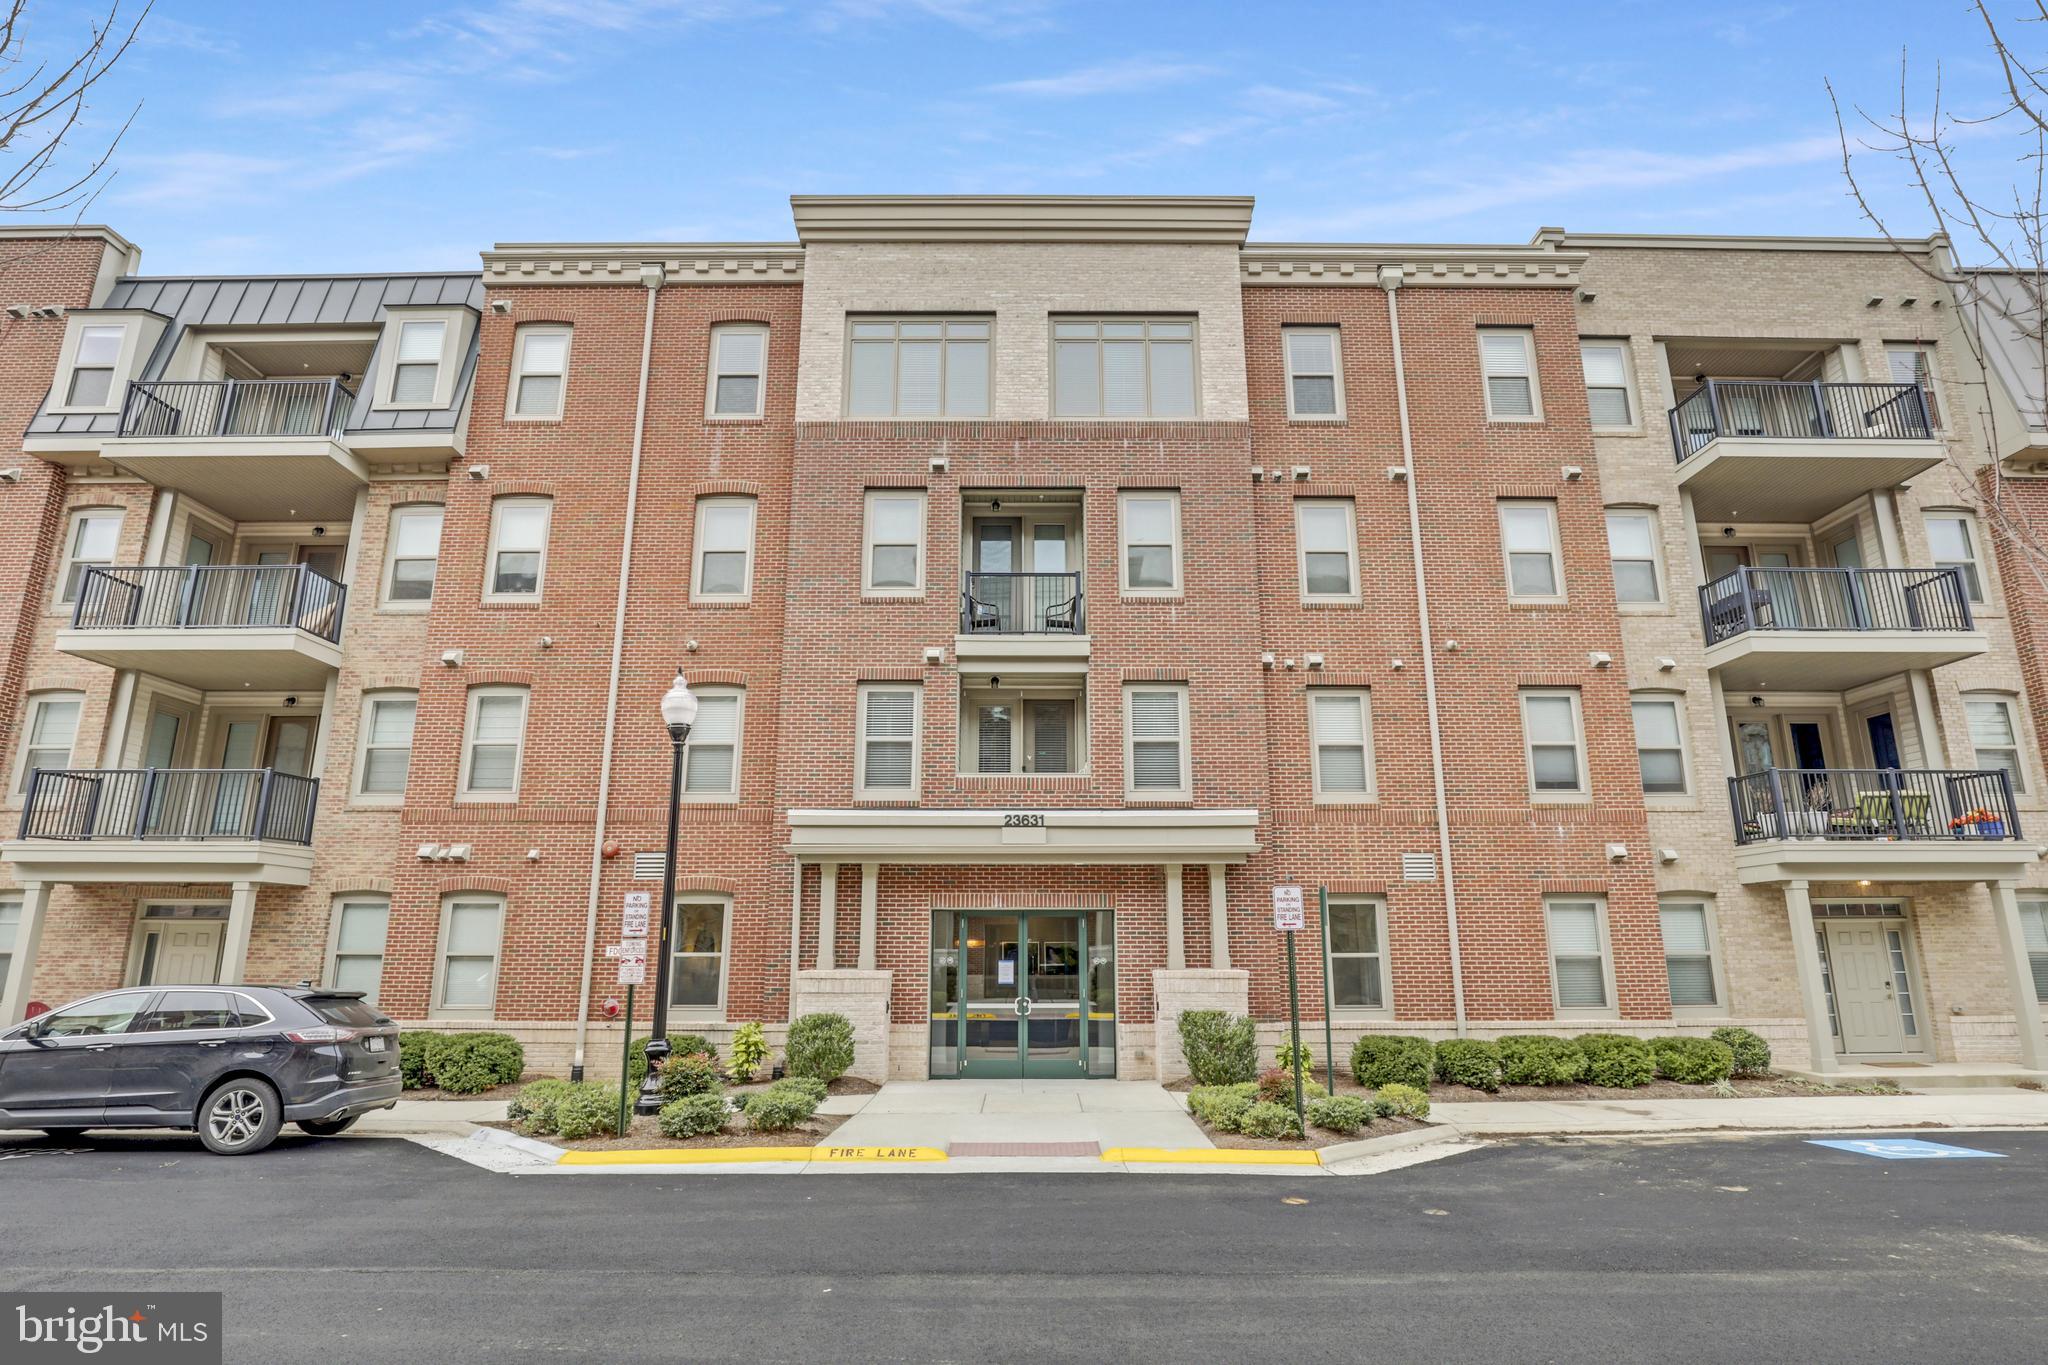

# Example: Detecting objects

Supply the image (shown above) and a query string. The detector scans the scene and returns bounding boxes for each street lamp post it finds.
[635,671,698,1117]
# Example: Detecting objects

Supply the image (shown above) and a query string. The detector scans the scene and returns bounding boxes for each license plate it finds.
[364,1036,386,1052]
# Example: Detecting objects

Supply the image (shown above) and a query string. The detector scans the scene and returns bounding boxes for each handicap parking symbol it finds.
[1808,1138,2006,1160]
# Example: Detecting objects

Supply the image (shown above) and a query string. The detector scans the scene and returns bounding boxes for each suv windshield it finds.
[303,996,388,1028]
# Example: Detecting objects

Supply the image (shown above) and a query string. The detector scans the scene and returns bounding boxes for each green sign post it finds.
[616,983,635,1139]
[1318,885,1336,1092]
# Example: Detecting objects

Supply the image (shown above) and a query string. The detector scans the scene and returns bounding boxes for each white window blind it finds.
[2020,900,2048,1002]
[685,692,741,795]
[1967,699,2025,792]
[847,320,989,418]
[1326,899,1384,1009]
[696,498,755,598]
[490,500,549,596]
[1121,493,1179,591]
[20,696,81,790]
[1660,902,1716,1006]
[1481,331,1535,417]
[514,330,568,416]
[1580,341,1631,427]
[1524,693,1582,792]
[60,510,122,604]
[1501,502,1560,597]
[387,506,443,602]
[67,324,123,406]
[392,320,445,403]
[866,493,923,590]
[1632,698,1686,794]
[1312,692,1370,795]
[1298,500,1356,597]
[977,703,1013,775]
[1128,689,1185,791]
[440,901,500,1008]
[1286,330,1339,417]
[361,697,417,794]
[1924,515,1983,602]
[0,898,18,996]
[1549,902,1607,1008]
[1887,344,1940,426]
[1605,511,1660,603]
[1053,319,1195,418]
[712,328,764,416]
[466,693,525,792]
[333,900,389,1001]
[861,689,918,791]
[1030,699,1073,775]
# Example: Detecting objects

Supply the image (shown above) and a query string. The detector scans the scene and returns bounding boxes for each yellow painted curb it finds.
[554,1144,950,1166]
[1101,1147,1321,1166]
[808,1145,948,1163]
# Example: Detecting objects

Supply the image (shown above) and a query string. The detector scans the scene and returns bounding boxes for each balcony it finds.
[1698,566,1986,690]
[956,571,1089,669]
[57,565,346,690]
[3,768,319,886]
[1668,381,1943,521]
[1727,766,2035,884]
[103,379,368,520]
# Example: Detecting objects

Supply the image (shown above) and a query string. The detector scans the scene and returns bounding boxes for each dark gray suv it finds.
[0,986,400,1155]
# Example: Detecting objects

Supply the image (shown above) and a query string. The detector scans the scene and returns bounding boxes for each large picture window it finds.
[847,318,990,417]
[1053,318,1196,418]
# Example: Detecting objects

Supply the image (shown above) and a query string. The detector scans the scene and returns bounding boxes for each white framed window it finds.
[486,496,552,601]
[1546,897,1614,1014]
[1631,693,1689,796]
[1479,328,1539,420]
[1924,512,1985,604]
[1295,498,1358,602]
[460,686,529,800]
[386,318,450,407]
[683,687,744,801]
[1659,898,1721,1011]
[354,691,418,801]
[863,490,926,594]
[55,507,123,607]
[15,691,83,794]
[1309,689,1373,802]
[328,896,390,1003]
[1580,339,1634,429]
[1053,318,1197,419]
[856,684,922,799]
[707,324,767,418]
[0,895,19,997]
[1118,490,1182,594]
[846,318,991,418]
[1500,500,1563,601]
[2018,897,2048,1003]
[1326,897,1389,1012]
[433,895,503,1018]
[1123,683,1190,799]
[1886,342,1942,428]
[692,495,756,602]
[959,685,1086,776]
[1966,695,2027,793]
[1283,327,1344,420]
[509,326,571,419]
[668,896,731,1013]
[1605,508,1662,605]
[382,504,443,607]
[1522,689,1587,798]
[64,323,126,408]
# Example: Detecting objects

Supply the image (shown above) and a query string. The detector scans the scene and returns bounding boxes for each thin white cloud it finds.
[1241,84,1340,113]
[113,151,296,208]
[813,0,1059,37]
[988,56,1214,98]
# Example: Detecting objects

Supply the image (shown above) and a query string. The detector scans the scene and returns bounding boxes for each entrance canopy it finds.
[785,807,1259,864]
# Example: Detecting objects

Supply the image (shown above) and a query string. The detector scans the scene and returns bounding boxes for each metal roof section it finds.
[1962,270,2047,434]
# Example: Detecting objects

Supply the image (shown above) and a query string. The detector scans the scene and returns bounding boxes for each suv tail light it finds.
[285,1025,360,1044]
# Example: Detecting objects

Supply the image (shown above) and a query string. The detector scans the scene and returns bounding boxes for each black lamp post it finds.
[636,671,698,1117]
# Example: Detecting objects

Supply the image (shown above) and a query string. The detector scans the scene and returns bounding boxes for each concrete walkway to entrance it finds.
[825,1080,1210,1155]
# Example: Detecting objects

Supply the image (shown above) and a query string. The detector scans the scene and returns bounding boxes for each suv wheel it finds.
[296,1115,360,1137]
[198,1079,282,1155]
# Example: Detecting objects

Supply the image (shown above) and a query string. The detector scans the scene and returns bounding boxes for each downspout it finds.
[1378,266,1469,1037]
[571,262,665,1080]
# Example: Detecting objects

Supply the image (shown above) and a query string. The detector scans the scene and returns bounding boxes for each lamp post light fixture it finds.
[636,670,699,1117]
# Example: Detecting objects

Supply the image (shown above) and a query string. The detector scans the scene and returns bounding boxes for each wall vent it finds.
[633,852,666,881]
[1401,852,1437,881]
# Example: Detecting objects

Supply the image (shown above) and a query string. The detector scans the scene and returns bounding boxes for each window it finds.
[1660,899,1719,1009]
[15,692,82,794]
[390,319,448,405]
[56,508,122,606]
[668,897,730,1012]
[1499,500,1562,600]
[1326,897,1387,1010]
[1295,498,1358,601]
[1924,513,1984,603]
[1887,342,1942,428]
[435,897,503,1016]
[135,990,245,1032]
[1967,696,2026,793]
[1580,340,1633,428]
[1284,328,1343,419]
[329,897,390,1003]
[692,496,756,601]
[1310,689,1373,801]
[1479,328,1539,419]
[707,324,766,418]
[2018,898,2048,1003]
[1547,898,1611,1012]
[1124,684,1190,798]
[382,504,443,605]
[510,326,570,419]
[846,318,990,417]
[1522,689,1586,797]
[461,686,529,799]
[486,496,551,600]
[0,896,18,996]
[863,490,926,594]
[355,692,417,799]
[65,324,125,407]
[960,686,1085,776]
[1118,491,1182,594]
[856,685,921,798]
[30,993,145,1038]
[684,687,743,800]
[1605,509,1662,604]
[1632,695,1688,795]
[1053,318,1196,418]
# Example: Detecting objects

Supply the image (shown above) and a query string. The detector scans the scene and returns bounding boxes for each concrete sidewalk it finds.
[825,1079,1209,1153]
[1428,1088,2048,1136]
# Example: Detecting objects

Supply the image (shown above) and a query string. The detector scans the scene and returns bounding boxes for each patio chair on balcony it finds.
[1853,788,1933,837]
[964,592,1005,631]
[1042,591,1080,632]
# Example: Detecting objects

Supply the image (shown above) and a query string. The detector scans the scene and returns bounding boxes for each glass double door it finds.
[930,910,1114,1078]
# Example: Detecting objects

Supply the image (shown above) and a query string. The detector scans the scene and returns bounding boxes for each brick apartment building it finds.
[1,200,2044,1083]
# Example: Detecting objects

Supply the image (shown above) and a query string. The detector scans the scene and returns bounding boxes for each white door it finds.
[140,921,224,985]
[1824,921,1906,1054]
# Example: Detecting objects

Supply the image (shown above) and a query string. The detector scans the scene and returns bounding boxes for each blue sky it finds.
[21,0,2020,273]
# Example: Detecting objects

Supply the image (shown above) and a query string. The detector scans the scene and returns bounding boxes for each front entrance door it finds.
[939,910,1111,1078]
[1822,921,1908,1054]
[136,916,226,986]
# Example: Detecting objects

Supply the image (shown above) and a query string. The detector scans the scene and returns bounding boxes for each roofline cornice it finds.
[482,243,805,285]
[1556,229,1950,254]
[790,194,1256,245]
[0,223,138,254]
[1241,240,1585,289]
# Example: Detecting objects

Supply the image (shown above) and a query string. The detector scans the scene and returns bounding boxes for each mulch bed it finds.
[404,1082,525,1102]
[486,1111,847,1152]
[1203,1114,1429,1151]
[1168,1072,1896,1104]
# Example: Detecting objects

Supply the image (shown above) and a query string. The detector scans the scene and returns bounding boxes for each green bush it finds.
[1237,1101,1303,1139]
[1433,1038,1503,1092]
[554,1084,622,1140]
[399,1031,453,1089]
[1710,1026,1773,1077]
[507,1078,576,1136]
[785,1013,856,1082]
[769,1075,828,1105]
[1575,1033,1655,1088]
[1187,1082,1259,1132]
[1350,1034,1434,1089]
[727,1022,771,1083]
[431,1032,526,1094]
[1306,1095,1372,1135]
[625,1034,712,1092]
[747,1087,820,1132]
[656,1051,724,1102]
[1372,1082,1431,1119]
[1178,1010,1258,1086]
[1256,1067,1327,1107]
[1496,1034,1587,1087]
[1651,1036,1735,1085]
[656,1092,729,1139]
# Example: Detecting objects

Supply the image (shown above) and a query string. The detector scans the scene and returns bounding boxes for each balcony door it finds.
[971,518,1020,574]
[1730,713,1836,775]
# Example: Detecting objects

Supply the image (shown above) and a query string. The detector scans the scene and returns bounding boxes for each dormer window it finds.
[65,325,124,408]
[392,321,447,403]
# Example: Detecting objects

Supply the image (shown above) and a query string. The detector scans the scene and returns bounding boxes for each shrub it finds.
[1274,1038,1317,1077]
[1350,1035,1434,1090]
[657,1092,729,1139]
[657,1051,724,1102]
[625,1034,712,1091]
[727,1022,771,1083]
[1372,1082,1431,1120]
[431,1032,526,1094]
[769,1075,828,1105]
[399,1032,453,1089]
[1651,1036,1735,1085]
[1710,1026,1773,1077]
[553,1084,622,1140]
[1575,1033,1655,1089]
[507,1079,576,1136]
[1496,1034,1587,1087]
[1237,1101,1303,1139]
[747,1087,820,1133]
[785,1013,856,1082]
[1256,1068,1326,1106]
[1306,1095,1372,1135]
[1187,1082,1259,1132]
[1178,1010,1258,1086]
[1433,1038,1503,1092]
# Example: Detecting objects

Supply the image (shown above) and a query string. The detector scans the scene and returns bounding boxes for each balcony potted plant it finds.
[1949,808,2007,840]
[1784,780,1832,838]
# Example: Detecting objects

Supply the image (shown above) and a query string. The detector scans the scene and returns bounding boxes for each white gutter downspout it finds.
[1379,265,1469,1038]
[571,262,665,1079]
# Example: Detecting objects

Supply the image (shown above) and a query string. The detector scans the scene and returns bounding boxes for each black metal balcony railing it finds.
[1669,380,1932,462]
[118,378,356,440]
[1729,767,2020,845]
[962,572,1084,634]
[1699,566,1973,645]
[17,768,319,845]
[71,564,347,644]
